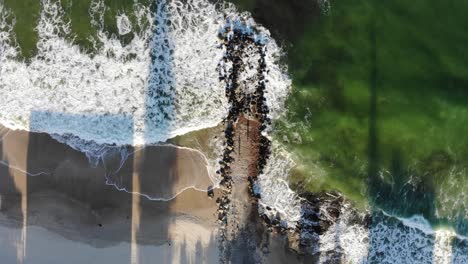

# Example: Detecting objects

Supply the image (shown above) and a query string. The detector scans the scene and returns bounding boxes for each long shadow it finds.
[0,0,216,263]
[219,0,468,262]
[225,202,266,263]
[178,232,218,263]
[0,132,28,263]
[365,6,444,263]
[25,112,138,262]
[130,1,175,262]
[211,0,322,45]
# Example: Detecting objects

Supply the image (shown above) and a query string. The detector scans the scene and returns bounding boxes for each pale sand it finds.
[0,125,221,264]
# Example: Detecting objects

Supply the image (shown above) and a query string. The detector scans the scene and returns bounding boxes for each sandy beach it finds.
[0,122,308,264]
[0,125,221,264]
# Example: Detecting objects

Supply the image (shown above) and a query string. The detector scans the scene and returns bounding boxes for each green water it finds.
[3,0,40,58]
[223,0,468,234]
[2,0,467,234]
[2,0,152,59]
[260,0,468,233]
[62,0,154,51]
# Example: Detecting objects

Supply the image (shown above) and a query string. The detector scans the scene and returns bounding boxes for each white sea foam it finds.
[436,166,468,222]
[365,213,467,264]
[317,207,369,263]
[0,3,17,59]
[1,2,467,262]
[217,15,296,227]
[316,210,468,264]
[0,1,231,147]
[220,15,291,120]
[0,0,290,150]
[255,142,302,228]
[0,0,293,210]
[116,14,132,35]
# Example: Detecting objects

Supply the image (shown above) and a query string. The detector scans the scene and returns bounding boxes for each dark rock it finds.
[207,187,214,198]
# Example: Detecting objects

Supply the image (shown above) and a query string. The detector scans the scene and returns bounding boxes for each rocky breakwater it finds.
[213,17,370,263]
[291,191,371,259]
[215,19,273,263]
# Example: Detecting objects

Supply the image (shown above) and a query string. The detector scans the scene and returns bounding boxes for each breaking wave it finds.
[254,141,302,228]
[0,0,293,212]
[0,0,265,148]
[306,207,467,263]
[1,1,467,262]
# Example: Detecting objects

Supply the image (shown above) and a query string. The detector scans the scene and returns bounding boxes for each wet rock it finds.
[207,188,214,198]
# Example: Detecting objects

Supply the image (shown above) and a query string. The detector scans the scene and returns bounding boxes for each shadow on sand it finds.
[0,1,217,263]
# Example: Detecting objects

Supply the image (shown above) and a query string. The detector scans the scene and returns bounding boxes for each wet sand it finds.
[0,125,220,263]
[0,123,309,264]
[219,116,311,264]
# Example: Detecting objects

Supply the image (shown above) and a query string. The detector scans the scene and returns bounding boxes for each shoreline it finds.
[0,124,222,263]
[0,121,309,264]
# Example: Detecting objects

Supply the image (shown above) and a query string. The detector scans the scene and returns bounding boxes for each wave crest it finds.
[0,0,263,147]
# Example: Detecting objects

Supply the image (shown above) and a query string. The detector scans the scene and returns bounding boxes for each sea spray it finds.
[0,0,293,213]
[0,0,230,149]
[298,197,468,263]
[1,1,467,262]
[216,16,300,233]
[254,142,302,227]
[0,0,291,151]
[0,0,300,232]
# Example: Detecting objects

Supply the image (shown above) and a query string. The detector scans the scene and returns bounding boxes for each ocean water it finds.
[310,209,468,264]
[1,0,467,263]
[226,0,468,262]
[0,0,292,226]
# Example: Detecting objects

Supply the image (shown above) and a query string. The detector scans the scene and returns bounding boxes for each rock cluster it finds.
[252,43,272,177]
[216,22,273,242]
[295,191,371,252]
[213,19,375,262]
